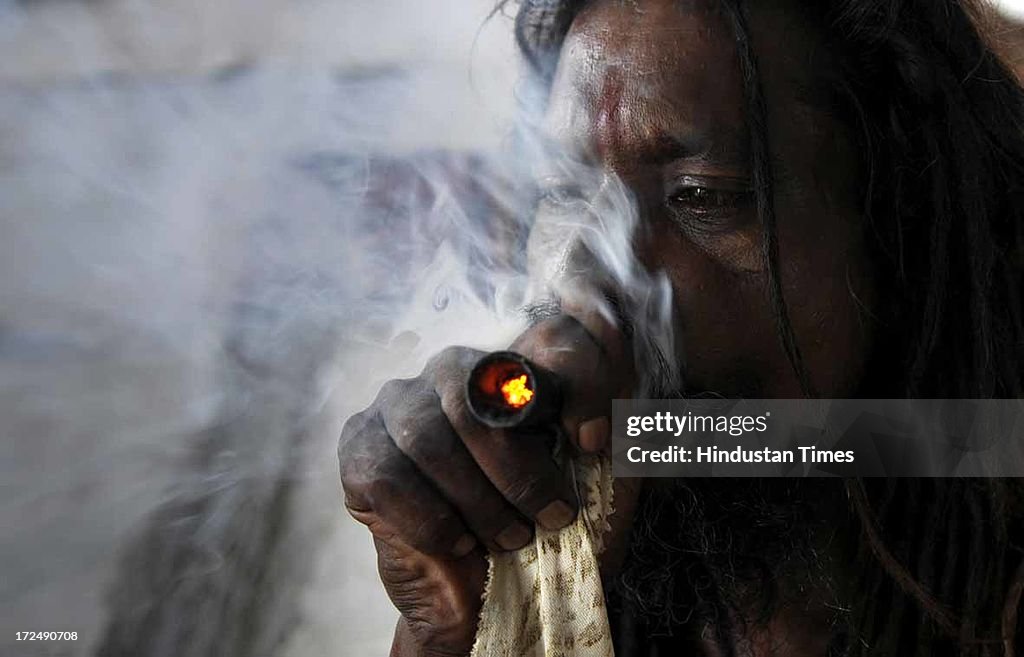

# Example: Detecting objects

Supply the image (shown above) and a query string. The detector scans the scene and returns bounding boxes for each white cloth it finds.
[471,455,615,657]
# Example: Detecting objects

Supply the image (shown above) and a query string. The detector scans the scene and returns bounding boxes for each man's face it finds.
[530,0,875,397]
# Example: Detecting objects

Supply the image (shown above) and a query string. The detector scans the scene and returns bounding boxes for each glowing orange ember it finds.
[500,374,534,408]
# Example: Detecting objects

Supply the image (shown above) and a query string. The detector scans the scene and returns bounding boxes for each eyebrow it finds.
[645,126,752,170]
[530,129,750,182]
[538,98,751,172]
[647,132,707,163]
[643,130,724,164]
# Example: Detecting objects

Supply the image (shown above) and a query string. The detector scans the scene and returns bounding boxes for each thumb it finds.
[511,302,632,453]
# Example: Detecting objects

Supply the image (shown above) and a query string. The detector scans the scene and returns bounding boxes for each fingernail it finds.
[495,523,533,551]
[537,500,576,530]
[452,534,476,558]
[578,416,610,452]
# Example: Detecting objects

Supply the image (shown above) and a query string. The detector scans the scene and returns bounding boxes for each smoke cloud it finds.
[0,1,679,656]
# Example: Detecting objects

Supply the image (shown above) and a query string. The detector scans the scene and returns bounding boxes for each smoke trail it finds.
[0,2,679,656]
[0,54,524,657]
[514,92,681,397]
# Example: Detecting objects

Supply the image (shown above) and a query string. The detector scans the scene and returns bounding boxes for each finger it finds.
[556,270,638,400]
[380,378,535,552]
[560,288,632,374]
[338,408,475,558]
[511,314,619,452]
[432,363,578,531]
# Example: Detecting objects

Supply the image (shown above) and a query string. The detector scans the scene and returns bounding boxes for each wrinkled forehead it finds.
[542,0,834,164]
[544,0,745,154]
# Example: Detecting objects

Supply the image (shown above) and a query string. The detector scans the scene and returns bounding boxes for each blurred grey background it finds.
[3,1,1024,656]
[1,1,518,656]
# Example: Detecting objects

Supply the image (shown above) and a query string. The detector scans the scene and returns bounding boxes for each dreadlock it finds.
[508,0,1024,655]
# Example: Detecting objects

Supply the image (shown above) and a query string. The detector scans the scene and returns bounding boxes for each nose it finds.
[526,176,640,368]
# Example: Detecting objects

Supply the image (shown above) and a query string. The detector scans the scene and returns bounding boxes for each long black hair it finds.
[508,0,1024,655]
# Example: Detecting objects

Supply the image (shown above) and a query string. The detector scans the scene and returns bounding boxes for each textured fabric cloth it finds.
[470,455,615,657]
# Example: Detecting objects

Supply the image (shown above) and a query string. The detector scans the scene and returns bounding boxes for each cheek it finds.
[772,121,876,395]
[640,209,875,397]
[774,208,875,396]
[641,225,797,395]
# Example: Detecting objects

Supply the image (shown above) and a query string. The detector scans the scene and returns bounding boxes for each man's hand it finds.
[338,314,630,657]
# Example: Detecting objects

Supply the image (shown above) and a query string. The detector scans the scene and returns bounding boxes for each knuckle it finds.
[338,412,376,476]
[376,377,417,406]
[426,346,481,383]
[339,462,374,508]
[340,406,373,433]
[338,435,403,506]
[426,346,468,373]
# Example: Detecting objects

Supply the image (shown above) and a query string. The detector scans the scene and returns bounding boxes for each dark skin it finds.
[338,1,876,655]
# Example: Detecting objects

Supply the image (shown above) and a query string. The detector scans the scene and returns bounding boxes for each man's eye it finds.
[667,186,750,214]
[665,183,754,233]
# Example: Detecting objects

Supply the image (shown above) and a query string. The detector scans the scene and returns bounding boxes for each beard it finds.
[611,479,853,650]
